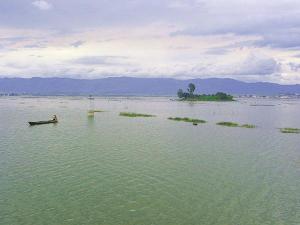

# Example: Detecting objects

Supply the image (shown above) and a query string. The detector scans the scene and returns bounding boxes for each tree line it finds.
[177,83,233,101]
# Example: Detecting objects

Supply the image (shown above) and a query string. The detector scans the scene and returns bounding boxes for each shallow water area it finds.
[0,96,300,225]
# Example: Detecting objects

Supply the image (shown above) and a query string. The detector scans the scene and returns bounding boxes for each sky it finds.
[1,0,300,84]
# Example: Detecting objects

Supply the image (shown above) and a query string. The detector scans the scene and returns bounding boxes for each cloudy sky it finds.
[1,0,300,84]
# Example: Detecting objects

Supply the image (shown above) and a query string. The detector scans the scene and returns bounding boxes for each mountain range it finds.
[0,77,300,96]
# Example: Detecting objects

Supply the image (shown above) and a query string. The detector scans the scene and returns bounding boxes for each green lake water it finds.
[0,97,300,225]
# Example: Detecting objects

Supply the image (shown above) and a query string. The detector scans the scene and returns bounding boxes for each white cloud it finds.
[167,0,204,9]
[1,1,300,84]
[32,0,52,10]
[70,41,85,48]
[229,53,280,76]
[1,26,299,84]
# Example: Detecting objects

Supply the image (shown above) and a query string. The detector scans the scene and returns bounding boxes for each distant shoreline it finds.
[1,77,300,96]
[1,94,300,100]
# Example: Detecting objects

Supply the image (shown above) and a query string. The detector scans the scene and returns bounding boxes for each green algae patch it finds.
[240,124,256,129]
[216,121,239,127]
[217,122,256,128]
[168,117,206,124]
[93,109,106,113]
[280,128,300,134]
[119,112,156,117]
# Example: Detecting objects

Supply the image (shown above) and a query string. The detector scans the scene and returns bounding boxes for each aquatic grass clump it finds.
[119,112,156,117]
[217,122,256,128]
[216,121,239,127]
[240,124,256,129]
[93,109,106,113]
[168,117,206,124]
[280,128,300,134]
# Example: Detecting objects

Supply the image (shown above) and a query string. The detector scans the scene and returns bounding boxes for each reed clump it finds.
[240,124,256,128]
[93,109,106,113]
[119,112,156,117]
[280,128,300,134]
[216,121,239,127]
[217,122,256,128]
[168,117,206,124]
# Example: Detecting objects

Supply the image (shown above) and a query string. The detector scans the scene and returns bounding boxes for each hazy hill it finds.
[0,77,300,96]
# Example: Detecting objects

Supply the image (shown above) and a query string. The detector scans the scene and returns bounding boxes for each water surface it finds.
[0,97,299,225]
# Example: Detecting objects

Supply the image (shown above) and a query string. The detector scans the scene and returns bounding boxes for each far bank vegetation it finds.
[177,83,234,101]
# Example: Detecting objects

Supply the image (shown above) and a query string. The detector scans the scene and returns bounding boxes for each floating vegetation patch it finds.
[240,124,256,128]
[250,104,275,107]
[168,117,206,124]
[217,122,256,128]
[216,122,239,127]
[93,109,106,113]
[280,128,300,134]
[119,112,156,117]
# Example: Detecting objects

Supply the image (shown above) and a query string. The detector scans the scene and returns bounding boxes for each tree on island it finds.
[177,89,184,98]
[214,92,232,100]
[177,83,233,101]
[187,83,196,96]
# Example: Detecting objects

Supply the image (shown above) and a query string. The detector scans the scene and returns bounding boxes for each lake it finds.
[0,96,299,225]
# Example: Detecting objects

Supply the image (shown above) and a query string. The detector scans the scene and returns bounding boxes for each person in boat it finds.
[52,115,58,122]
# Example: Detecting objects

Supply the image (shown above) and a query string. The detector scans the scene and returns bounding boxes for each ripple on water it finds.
[1,97,300,225]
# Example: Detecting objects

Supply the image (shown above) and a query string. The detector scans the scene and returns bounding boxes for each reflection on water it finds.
[0,96,300,225]
[87,115,95,127]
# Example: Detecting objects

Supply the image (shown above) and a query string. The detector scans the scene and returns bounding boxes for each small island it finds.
[177,83,234,101]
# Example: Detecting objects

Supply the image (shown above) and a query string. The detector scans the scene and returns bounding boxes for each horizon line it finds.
[1,76,300,86]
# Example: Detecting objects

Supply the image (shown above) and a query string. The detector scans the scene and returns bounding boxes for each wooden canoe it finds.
[28,120,58,126]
